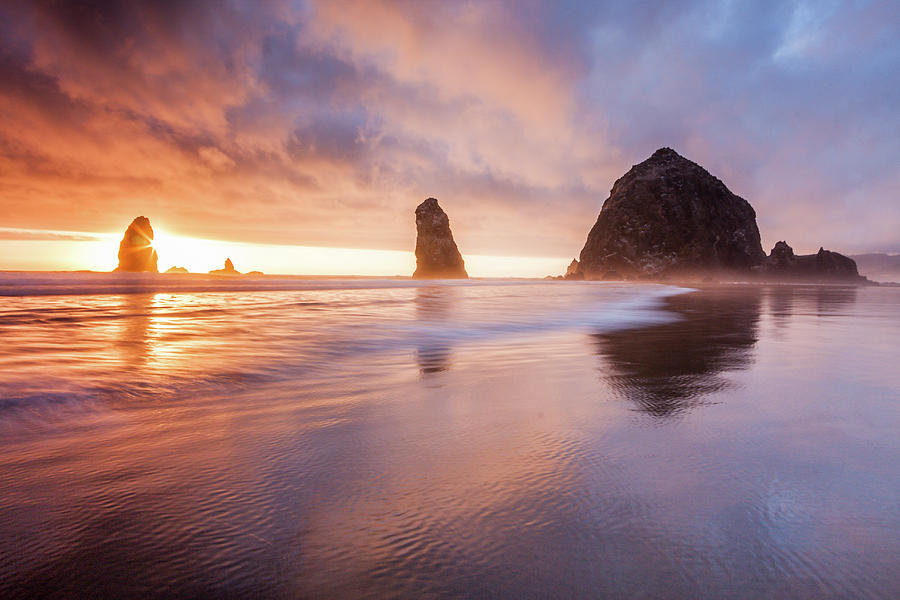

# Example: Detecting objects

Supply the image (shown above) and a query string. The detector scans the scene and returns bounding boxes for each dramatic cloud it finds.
[1,0,898,261]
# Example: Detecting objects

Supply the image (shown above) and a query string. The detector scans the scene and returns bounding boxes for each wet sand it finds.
[1,279,898,598]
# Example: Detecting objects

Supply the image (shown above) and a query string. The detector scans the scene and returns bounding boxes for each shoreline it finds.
[0,271,896,300]
[1,269,895,284]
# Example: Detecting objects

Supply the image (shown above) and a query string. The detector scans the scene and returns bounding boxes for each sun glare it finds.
[152,229,235,273]
[0,226,567,276]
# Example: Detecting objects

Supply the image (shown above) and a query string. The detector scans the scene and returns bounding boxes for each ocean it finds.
[1,274,899,598]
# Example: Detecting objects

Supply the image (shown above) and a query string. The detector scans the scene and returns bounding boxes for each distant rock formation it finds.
[165,266,189,274]
[246,270,264,277]
[115,216,158,273]
[412,198,468,279]
[575,148,765,279]
[760,241,863,281]
[764,240,795,273]
[209,258,240,275]
[564,259,583,280]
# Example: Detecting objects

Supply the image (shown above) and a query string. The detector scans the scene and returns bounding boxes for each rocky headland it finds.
[114,216,158,273]
[564,148,865,283]
[412,198,468,279]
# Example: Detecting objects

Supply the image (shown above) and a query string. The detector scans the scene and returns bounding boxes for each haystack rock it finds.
[115,216,158,272]
[761,241,862,280]
[576,148,765,279]
[209,258,239,275]
[412,198,468,279]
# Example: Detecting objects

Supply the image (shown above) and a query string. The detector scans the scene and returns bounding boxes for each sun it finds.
[151,228,239,273]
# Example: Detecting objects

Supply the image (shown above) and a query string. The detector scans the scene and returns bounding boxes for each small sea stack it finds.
[564,259,584,280]
[760,241,863,281]
[209,258,240,275]
[115,216,158,273]
[412,198,468,279]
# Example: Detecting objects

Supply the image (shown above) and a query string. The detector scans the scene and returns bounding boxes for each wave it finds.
[363,285,690,350]
[0,278,694,425]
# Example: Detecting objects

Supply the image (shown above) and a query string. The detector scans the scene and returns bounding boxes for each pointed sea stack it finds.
[209,258,240,275]
[563,259,584,280]
[115,216,158,272]
[412,198,468,279]
[576,148,765,279]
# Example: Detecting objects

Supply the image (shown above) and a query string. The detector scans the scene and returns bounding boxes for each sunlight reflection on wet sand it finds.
[1,280,899,598]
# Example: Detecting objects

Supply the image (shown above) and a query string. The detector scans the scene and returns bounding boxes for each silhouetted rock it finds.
[760,241,863,281]
[412,198,468,279]
[566,148,868,284]
[115,216,158,273]
[165,266,189,274]
[246,270,264,277]
[576,148,765,279]
[209,258,240,275]
[765,240,795,273]
[563,259,583,280]
[815,247,861,278]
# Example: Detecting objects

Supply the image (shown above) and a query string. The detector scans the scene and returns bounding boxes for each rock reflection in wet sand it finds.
[593,285,862,418]
[593,286,762,416]
[414,286,454,375]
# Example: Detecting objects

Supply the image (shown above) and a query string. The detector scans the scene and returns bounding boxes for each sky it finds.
[0,0,898,275]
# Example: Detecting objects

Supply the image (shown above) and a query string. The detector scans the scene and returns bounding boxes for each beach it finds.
[1,276,899,598]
